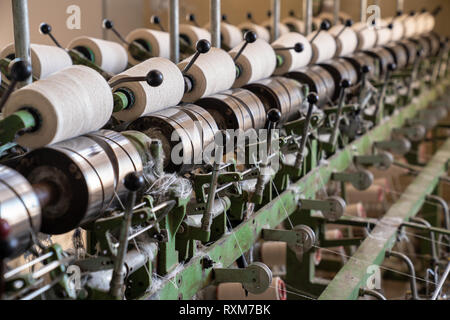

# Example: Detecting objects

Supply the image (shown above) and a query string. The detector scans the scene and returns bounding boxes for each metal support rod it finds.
[426,195,450,231]
[431,262,450,300]
[210,0,221,48]
[169,0,180,63]
[396,0,404,13]
[333,0,340,26]
[386,251,420,300]
[304,0,313,36]
[11,0,31,87]
[409,217,438,264]
[359,288,387,300]
[272,0,281,41]
[360,0,367,23]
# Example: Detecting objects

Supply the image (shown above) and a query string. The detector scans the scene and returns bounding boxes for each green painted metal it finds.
[142,81,449,300]
[319,138,450,300]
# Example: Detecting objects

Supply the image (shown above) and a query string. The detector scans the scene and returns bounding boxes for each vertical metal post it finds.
[360,0,367,22]
[396,0,404,13]
[304,0,313,36]
[272,0,280,41]
[333,0,340,26]
[11,0,31,87]
[169,0,180,63]
[210,0,221,48]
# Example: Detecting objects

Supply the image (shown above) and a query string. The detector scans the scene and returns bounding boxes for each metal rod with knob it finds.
[310,20,331,43]
[0,59,32,113]
[329,79,351,146]
[109,172,145,300]
[295,93,318,170]
[151,15,165,32]
[233,31,257,63]
[11,0,32,87]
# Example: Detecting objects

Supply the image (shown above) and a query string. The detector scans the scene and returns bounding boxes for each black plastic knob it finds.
[247,12,253,20]
[345,19,353,27]
[9,59,32,82]
[421,8,427,14]
[341,79,351,88]
[0,237,18,259]
[289,10,295,17]
[146,70,164,87]
[152,16,161,24]
[410,11,416,16]
[103,19,114,29]
[362,65,371,74]
[293,43,304,53]
[388,63,397,72]
[124,172,145,192]
[39,23,52,35]
[244,31,258,44]
[307,92,319,105]
[196,39,211,54]
[188,14,196,22]
[396,10,403,17]
[387,23,393,30]
[267,10,272,18]
[222,14,227,22]
[267,109,282,123]
[320,19,331,31]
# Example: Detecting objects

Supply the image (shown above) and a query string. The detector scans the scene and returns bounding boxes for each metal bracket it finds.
[392,125,426,142]
[331,170,374,191]
[374,138,412,155]
[354,152,394,171]
[212,262,273,295]
[299,196,347,221]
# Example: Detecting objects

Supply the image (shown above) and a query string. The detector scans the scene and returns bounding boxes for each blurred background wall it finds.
[0,0,448,49]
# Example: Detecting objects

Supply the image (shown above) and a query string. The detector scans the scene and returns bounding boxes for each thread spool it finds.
[220,22,243,49]
[244,77,304,122]
[390,19,405,42]
[260,241,286,268]
[110,57,184,122]
[230,39,276,88]
[397,40,417,66]
[196,88,266,131]
[318,58,358,100]
[67,36,128,74]
[329,25,358,57]
[179,48,235,102]
[216,277,287,300]
[401,15,417,38]
[375,20,392,46]
[125,28,170,64]
[422,12,435,33]
[238,22,271,43]
[384,43,408,70]
[179,24,212,49]
[346,178,387,205]
[4,65,113,148]
[353,22,377,51]
[363,47,395,77]
[272,32,312,75]
[0,43,72,79]
[307,31,337,64]
[346,202,367,218]
[282,17,305,34]
[261,19,290,40]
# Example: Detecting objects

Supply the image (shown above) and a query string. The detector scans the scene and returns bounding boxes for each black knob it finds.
[188,14,196,22]
[0,237,18,259]
[196,39,211,54]
[307,92,319,105]
[387,23,393,30]
[421,8,426,14]
[267,109,282,123]
[267,10,272,18]
[396,10,403,17]
[417,48,424,57]
[124,172,145,192]
[152,16,161,24]
[294,43,304,53]
[320,19,331,31]
[244,31,258,44]
[289,10,295,17]
[388,63,397,71]
[410,11,416,16]
[371,19,376,26]
[362,65,371,74]
[146,70,164,87]
[341,79,351,88]
[103,19,114,29]
[39,23,52,35]
[9,59,32,82]
[222,14,227,22]
[247,12,253,20]
[345,19,353,27]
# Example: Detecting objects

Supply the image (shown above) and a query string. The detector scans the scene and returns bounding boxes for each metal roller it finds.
[409,36,431,58]
[398,40,419,66]
[196,88,266,131]
[244,77,304,122]
[128,106,217,172]
[286,66,334,107]
[363,47,395,77]
[343,52,377,82]
[17,133,143,234]
[0,165,41,258]
[383,43,409,70]
[420,32,441,57]
[318,58,359,100]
